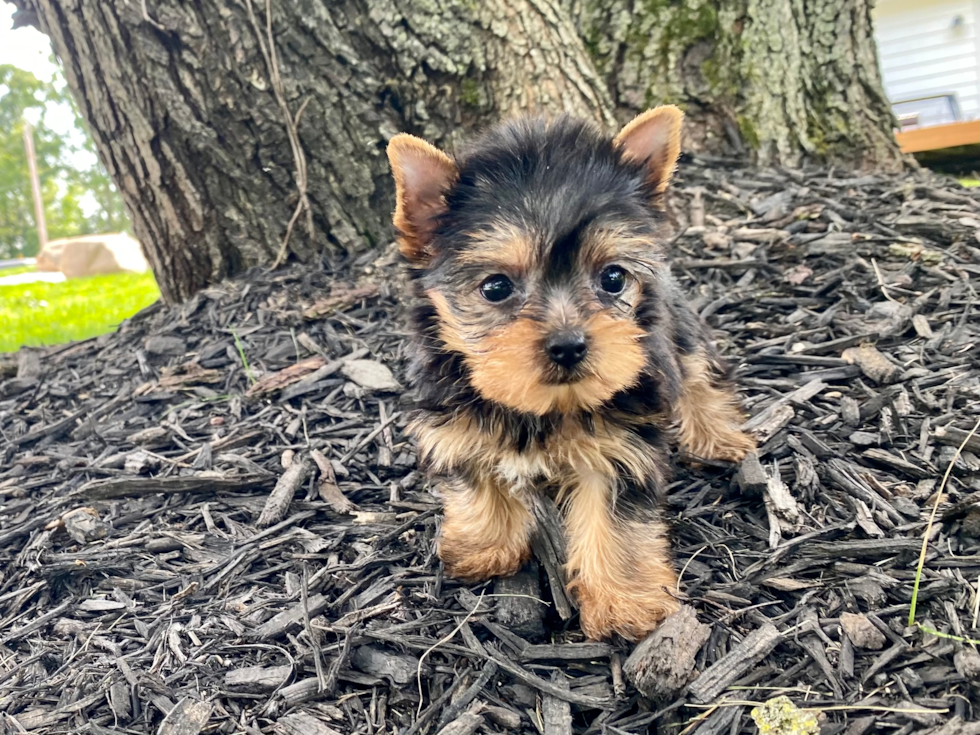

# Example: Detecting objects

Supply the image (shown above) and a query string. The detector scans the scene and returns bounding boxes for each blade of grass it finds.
[908,417,980,628]
[915,625,980,646]
[231,328,256,386]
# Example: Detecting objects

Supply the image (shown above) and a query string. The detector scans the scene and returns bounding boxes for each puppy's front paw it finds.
[438,536,529,582]
[575,581,680,641]
[695,426,757,463]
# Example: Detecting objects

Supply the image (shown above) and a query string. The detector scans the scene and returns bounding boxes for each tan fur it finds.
[562,465,678,641]
[675,352,756,461]
[613,106,683,196]
[417,407,675,640]
[387,134,457,264]
[437,475,534,581]
[579,225,666,271]
[455,223,537,274]
[428,291,647,416]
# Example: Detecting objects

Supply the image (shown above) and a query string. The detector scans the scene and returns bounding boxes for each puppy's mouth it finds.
[541,366,589,385]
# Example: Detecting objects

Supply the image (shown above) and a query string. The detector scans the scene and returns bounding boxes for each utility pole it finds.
[22,122,47,251]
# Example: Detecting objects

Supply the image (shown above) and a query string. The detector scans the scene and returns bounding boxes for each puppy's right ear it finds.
[387,134,457,265]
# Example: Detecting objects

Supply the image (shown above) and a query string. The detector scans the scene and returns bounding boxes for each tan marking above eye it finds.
[579,224,663,270]
[456,222,537,274]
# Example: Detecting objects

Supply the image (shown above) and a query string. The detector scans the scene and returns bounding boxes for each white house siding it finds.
[873,0,980,125]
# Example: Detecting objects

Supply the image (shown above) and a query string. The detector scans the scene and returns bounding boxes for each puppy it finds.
[387,107,755,641]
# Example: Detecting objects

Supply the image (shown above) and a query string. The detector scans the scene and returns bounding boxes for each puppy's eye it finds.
[599,265,627,294]
[480,275,514,302]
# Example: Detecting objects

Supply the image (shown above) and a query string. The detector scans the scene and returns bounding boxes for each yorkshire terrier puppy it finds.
[387,107,756,641]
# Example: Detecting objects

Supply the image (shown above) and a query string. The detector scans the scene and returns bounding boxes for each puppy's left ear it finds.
[614,105,683,196]
[387,134,457,265]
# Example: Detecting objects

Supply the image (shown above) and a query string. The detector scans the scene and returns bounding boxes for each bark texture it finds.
[14,0,613,302]
[10,0,903,301]
[570,0,903,170]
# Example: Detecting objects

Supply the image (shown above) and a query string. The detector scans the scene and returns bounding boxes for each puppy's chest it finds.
[416,412,662,491]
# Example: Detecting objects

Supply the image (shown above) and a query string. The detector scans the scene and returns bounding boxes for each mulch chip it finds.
[1,156,978,733]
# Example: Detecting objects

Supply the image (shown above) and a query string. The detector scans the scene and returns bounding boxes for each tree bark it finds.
[570,0,903,170]
[10,0,904,301]
[13,0,613,302]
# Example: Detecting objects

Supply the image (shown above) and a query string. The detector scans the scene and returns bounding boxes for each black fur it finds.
[406,115,721,475]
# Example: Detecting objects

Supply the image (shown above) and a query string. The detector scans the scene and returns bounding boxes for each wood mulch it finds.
[1,157,978,735]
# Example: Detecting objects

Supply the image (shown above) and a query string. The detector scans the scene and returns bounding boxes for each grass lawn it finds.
[0,270,160,353]
[0,265,39,277]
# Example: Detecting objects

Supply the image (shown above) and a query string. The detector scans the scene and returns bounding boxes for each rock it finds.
[340,359,400,391]
[35,239,66,271]
[840,612,885,650]
[38,233,149,278]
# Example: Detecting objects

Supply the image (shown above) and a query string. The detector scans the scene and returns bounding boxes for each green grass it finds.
[0,264,39,277]
[959,178,979,188]
[0,271,160,353]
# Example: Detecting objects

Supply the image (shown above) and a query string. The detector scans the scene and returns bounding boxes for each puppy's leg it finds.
[563,470,679,641]
[437,474,534,581]
[675,349,756,462]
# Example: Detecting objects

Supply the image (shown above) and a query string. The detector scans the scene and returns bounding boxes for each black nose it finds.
[545,330,588,369]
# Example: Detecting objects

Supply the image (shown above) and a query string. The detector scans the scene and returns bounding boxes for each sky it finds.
[0,6,58,82]
[1,7,100,208]
[0,7,77,135]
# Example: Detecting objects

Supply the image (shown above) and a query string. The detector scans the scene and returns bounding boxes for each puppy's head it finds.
[387,107,683,416]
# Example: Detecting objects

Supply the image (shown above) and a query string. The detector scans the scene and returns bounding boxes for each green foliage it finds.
[0,62,129,259]
[0,270,159,352]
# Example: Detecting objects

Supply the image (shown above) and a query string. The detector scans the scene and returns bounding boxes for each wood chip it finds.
[841,345,900,384]
[623,605,710,701]
[689,623,783,703]
[157,698,212,735]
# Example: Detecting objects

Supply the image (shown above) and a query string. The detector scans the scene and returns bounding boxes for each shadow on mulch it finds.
[1,156,978,735]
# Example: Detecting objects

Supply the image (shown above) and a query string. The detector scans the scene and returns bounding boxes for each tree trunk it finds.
[10,0,904,302]
[570,0,903,170]
[13,0,613,302]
